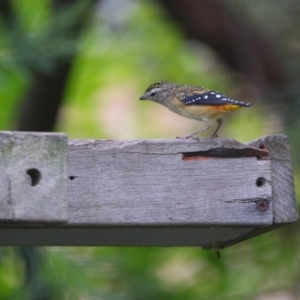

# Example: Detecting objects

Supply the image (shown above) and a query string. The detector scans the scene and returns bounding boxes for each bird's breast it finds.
[165,99,240,121]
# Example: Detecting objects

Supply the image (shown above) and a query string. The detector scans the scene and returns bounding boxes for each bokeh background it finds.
[0,0,299,299]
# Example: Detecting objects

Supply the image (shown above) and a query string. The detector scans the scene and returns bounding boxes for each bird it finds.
[139,81,252,139]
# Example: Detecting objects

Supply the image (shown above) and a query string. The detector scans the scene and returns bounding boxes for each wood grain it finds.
[0,131,68,222]
[0,133,297,247]
[249,134,298,223]
[68,139,272,226]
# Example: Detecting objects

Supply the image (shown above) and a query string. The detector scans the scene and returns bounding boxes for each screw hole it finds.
[69,176,77,181]
[256,200,268,212]
[256,177,266,187]
[26,169,41,186]
[259,143,266,150]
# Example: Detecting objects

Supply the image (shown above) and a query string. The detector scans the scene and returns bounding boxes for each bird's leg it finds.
[176,122,211,140]
[210,118,222,138]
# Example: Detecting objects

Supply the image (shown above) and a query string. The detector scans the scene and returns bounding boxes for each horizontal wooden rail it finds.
[0,131,297,249]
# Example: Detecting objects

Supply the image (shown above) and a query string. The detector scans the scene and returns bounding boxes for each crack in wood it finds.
[7,178,14,221]
[182,147,269,160]
[224,198,271,204]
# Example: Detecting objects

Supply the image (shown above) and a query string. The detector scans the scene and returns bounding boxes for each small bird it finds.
[139,81,252,139]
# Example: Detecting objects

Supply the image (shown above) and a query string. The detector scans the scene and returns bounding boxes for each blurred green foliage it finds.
[0,0,299,299]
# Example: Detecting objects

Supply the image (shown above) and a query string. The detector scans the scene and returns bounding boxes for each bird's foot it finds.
[176,135,200,141]
[210,134,218,139]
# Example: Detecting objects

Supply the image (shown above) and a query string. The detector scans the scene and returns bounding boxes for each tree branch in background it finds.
[0,1,97,299]
[15,0,97,131]
[157,0,289,97]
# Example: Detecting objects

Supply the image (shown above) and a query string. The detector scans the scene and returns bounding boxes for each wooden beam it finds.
[0,132,297,248]
[67,138,272,226]
[0,131,68,222]
[248,135,297,223]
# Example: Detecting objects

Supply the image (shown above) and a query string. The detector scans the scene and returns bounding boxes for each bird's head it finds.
[139,81,174,104]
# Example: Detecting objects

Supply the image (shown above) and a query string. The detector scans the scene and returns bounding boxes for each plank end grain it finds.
[249,134,298,224]
[0,131,68,223]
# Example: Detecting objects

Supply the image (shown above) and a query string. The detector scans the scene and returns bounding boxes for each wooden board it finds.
[248,135,297,223]
[0,133,297,248]
[68,139,272,226]
[0,131,68,222]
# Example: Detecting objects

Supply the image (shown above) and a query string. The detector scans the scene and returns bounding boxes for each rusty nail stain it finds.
[257,200,268,212]
[182,155,213,161]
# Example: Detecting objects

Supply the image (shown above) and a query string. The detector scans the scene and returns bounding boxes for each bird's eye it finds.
[150,92,156,96]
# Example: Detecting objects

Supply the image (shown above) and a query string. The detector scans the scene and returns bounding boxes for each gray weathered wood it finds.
[0,133,297,248]
[0,131,68,222]
[249,134,298,223]
[68,138,272,226]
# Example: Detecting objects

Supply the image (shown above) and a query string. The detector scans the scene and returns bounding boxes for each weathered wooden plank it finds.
[68,138,272,226]
[0,133,13,220]
[0,131,68,222]
[0,133,297,248]
[249,135,298,223]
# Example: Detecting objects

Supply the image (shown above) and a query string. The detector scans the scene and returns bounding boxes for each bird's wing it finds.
[181,89,251,107]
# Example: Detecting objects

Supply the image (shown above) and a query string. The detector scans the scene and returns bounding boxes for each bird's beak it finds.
[139,94,147,100]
